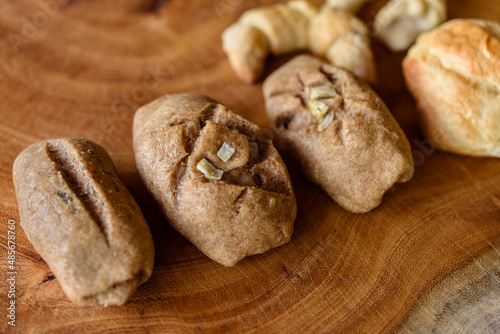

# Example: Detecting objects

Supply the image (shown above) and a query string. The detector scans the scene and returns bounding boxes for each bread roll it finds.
[263,55,414,213]
[222,0,376,84]
[13,138,154,306]
[403,19,500,157]
[374,0,447,52]
[133,93,296,267]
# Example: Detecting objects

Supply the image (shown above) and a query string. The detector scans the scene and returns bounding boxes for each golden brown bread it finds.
[263,55,414,213]
[13,138,154,306]
[222,0,376,84]
[326,0,447,52]
[133,93,296,267]
[308,8,376,84]
[325,0,370,13]
[374,0,447,52]
[403,19,500,157]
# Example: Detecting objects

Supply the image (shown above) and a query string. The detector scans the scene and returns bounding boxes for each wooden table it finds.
[1,0,499,332]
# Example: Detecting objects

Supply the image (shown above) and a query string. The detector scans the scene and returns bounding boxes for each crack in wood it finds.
[42,274,56,283]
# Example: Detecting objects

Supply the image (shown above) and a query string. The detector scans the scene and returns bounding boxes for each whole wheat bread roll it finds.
[133,93,296,267]
[13,138,154,306]
[263,55,414,213]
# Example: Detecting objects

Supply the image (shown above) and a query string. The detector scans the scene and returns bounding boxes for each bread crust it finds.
[263,55,414,213]
[374,0,447,52]
[403,19,500,157]
[13,138,154,306]
[133,93,296,267]
[222,1,376,84]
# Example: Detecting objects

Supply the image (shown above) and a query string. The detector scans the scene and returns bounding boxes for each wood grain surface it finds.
[1,0,499,333]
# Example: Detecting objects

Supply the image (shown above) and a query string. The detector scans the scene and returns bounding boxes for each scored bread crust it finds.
[263,55,414,213]
[403,19,500,157]
[13,138,154,306]
[133,93,296,267]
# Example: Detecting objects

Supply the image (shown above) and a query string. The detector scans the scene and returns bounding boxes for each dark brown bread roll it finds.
[133,93,296,267]
[13,138,154,306]
[263,55,414,213]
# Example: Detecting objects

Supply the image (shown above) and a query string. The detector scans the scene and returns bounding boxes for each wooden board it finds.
[1,0,499,332]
